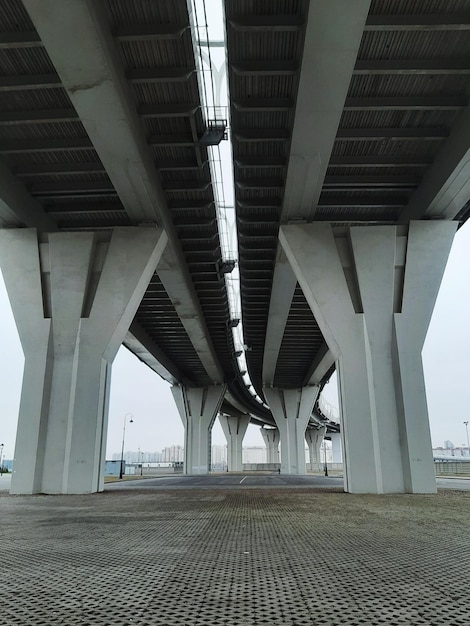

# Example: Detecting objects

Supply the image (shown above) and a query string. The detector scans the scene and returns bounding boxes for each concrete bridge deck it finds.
[1,478,469,626]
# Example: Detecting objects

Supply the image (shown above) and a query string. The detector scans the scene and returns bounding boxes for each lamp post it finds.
[119,413,133,479]
[323,438,328,477]
[138,447,143,476]
[0,443,4,476]
[464,421,470,457]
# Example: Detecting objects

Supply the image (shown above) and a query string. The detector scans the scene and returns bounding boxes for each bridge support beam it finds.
[260,427,280,464]
[280,221,457,493]
[330,432,343,464]
[263,387,320,474]
[0,227,167,494]
[172,385,226,475]
[305,426,326,469]
[219,415,250,472]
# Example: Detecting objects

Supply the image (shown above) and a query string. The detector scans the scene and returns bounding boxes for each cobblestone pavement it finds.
[1,488,470,626]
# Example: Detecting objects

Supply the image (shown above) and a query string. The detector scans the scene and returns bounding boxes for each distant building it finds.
[1,459,13,472]
[211,444,227,469]
[105,460,122,476]
[113,441,344,469]
[243,446,266,464]
[433,447,453,457]
[162,445,184,463]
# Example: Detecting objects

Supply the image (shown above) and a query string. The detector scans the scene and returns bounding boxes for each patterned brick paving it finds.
[1,488,469,625]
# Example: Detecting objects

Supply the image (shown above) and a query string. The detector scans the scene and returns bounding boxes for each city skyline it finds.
[111,443,332,466]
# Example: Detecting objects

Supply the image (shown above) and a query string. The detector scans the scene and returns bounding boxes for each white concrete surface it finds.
[330,432,343,463]
[264,387,320,474]
[400,101,470,221]
[306,426,326,466]
[0,227,167,494]
[172,385,226,474]
[262,249,298,385]
[23,0,224,385]
[282,0,372,222]
[280,222,456,493]
[219,415,250,472]
[0,159,55,230]
[260,428,280,464]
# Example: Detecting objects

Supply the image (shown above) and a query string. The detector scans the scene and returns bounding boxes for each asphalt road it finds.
[105,473,470,491]
[105,473,342,490]
[436,477,470,490]
[1,473,469,492]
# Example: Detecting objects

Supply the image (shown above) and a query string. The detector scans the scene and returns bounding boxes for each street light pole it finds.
[119,413,133,479]
[0,443,4,476]
[464,421,470,457]
[138,447,143,476]
[323,438,328,477]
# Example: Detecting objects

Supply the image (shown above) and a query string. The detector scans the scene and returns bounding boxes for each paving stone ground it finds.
[1,487,470,626]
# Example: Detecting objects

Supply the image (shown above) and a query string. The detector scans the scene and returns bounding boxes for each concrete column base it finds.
[330,432,342,463]
[260,427,280,464]
[0,227,166,494]
[264,387,320,474]
[172,385,226,475]
[219,415,250,472]
[305,425,326,468]
[280,221,457,493]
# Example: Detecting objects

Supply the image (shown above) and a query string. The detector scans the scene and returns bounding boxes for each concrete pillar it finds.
[330,432,342,463]
[219,414,250,472]
[280,221,457,493]
[172,385,226,475]
[305,425,326,469]
[263,387,320,474]
[0,227,167,494]
[260,427,280,464]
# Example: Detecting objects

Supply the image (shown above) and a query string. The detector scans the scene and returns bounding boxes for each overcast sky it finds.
[1,220,469,460]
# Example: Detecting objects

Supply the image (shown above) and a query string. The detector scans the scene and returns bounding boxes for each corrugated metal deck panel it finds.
[0,0,35,30]
[105,0,189,24]
[137,275,212,386]
[369,0,470,13]
[104,0,242,389]
[226,0,310,395]
[359,30,470,61]
[274,287,324,388]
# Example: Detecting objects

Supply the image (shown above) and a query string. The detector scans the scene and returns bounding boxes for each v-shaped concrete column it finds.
[280,222,457,493]
[219,415,250,472]
[260,427,280,464]
[305,425,326,469]
[0,227,167,494]
[263,387,320,474]
[330,432,342,463]
[172,385,226,475]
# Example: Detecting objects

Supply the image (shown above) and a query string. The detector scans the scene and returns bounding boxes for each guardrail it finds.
[241,463,344,473]
[434,461,470,476]
[318,395,339,422]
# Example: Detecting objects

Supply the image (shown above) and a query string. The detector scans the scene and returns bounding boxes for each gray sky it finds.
[1,220,469,459]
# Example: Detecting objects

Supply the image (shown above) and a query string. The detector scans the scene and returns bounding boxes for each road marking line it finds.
[239,476,247,484]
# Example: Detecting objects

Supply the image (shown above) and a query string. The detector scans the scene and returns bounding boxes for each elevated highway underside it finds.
[0,0,469,494]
